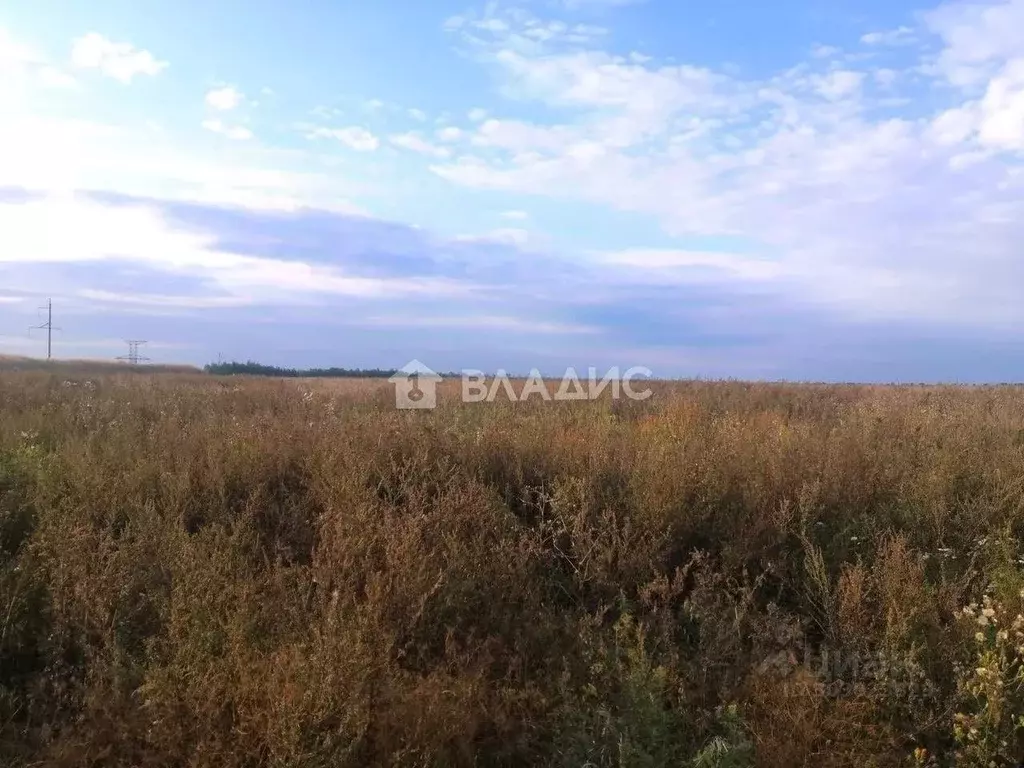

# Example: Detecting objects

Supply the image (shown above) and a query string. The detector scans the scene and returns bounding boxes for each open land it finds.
[2,369,1024,766]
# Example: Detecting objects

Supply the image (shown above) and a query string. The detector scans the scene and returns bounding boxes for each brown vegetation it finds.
[2,372,1024,766]
[0,355,200,375]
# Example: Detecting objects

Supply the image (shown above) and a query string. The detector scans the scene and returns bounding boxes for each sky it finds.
[0,0,1022,381]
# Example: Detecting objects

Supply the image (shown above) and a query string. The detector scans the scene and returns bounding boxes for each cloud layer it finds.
[0,0,1022,379]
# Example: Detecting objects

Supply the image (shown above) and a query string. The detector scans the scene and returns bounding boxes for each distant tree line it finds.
[203,360,398,378]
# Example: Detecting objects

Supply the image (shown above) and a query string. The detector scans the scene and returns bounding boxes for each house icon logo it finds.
[388,360,442,410]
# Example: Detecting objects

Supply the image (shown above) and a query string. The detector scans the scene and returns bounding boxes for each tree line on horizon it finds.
[202,360,398,378]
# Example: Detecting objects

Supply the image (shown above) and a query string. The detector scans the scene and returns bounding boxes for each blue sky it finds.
[0,0,1022,380]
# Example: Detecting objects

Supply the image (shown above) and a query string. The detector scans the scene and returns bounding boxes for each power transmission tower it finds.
[29,299,60,360]
[116,340,150,365]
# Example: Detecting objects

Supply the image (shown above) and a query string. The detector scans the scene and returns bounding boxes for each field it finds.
[0,355,200,375]
[3,371,1024,766]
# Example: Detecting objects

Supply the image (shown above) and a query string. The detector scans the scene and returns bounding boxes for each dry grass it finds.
[0,356,200,375]
[2,371,1024,766]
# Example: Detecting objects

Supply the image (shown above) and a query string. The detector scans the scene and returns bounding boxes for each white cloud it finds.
[408,108,427,121]
[0,31,373,214]
[454,227,531,246]
[78,290,253,309]
[501,210,529,220]
[923,0,1024,87]
[921,57,1024,153]
[70,33,167,83]
[389,132,451,157]
[811,44,842,59]
[0,110,370,213]
[3,0,1023,343]
[363,314,596,334]
[202,119,253,141]
[461,41,735,150]
[0,28,42,75]
[429,0,1024,329]
[597,248,783,281]
[436,126,464,142]
[206,86,243,111]
[874,68,899,87]
[0,193,475,304]
[37,67,77,89]
[447,7,608,49]
[495,48,722,112]
[444,16,467,31]
[812,69,865,100]
[928,104,980,145]
[977,58,1024,150]
[919,3,1024,153]
[860,26,917,46]
[0,28,75,92]
[307,126,380,151]
[472,118,578,153]
[310,105,341,120]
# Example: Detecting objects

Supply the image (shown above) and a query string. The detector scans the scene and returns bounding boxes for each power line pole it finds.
[116,340,150,365]
[29,299,59,360]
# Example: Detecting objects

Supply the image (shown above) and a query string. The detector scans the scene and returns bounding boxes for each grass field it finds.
[3,371,1024,766]
[0,355,200,375]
